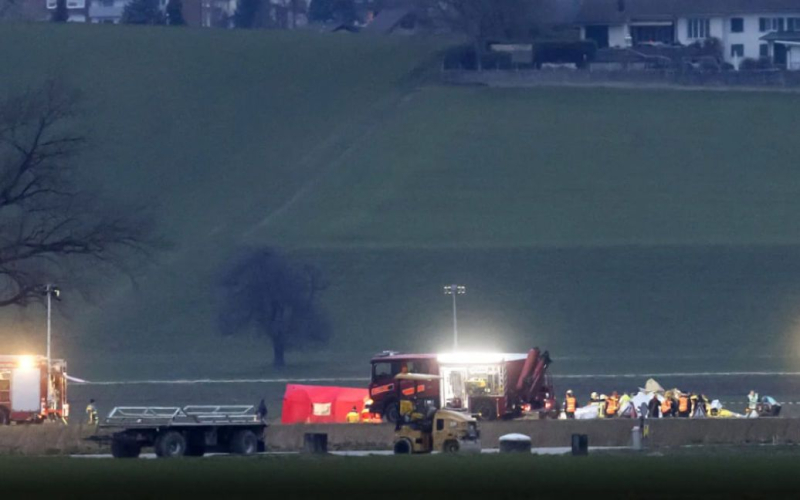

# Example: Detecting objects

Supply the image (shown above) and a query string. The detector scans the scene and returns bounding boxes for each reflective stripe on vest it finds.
[606,398,618,414]
[566,396,576,413]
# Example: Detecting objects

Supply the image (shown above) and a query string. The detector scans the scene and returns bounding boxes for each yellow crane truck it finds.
[391,373,480,454]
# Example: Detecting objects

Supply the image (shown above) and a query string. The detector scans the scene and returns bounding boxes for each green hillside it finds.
[2,24,800,383]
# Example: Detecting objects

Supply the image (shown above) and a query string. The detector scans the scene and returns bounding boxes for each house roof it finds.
[575,0,800,25]
[363,7,413,34]
[761,31,800,42]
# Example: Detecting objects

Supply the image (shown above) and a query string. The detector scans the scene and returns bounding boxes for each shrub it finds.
[738,57,759,71]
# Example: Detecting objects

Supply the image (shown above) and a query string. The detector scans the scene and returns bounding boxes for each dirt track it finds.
[3,418,800,456]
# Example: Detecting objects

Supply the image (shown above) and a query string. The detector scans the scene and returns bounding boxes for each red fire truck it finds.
[0,355,69,425]
[368,348,555,422]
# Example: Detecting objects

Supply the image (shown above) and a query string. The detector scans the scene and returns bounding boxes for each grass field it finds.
[2,24,800,393]
[5,452,800,498]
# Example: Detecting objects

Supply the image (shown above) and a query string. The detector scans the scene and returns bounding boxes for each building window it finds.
[731,44,744,58]
[731,18,744,33]
[789,18,800,32]
[760,17,785,32]
[687,18,710,39]
[760,44,769,58]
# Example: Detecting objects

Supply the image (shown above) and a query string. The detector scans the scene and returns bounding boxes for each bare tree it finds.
[0,80,155,307]
[218,248,330,367]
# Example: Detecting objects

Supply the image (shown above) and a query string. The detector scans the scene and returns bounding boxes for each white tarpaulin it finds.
[575,404,599,420]
[312,402,331,416]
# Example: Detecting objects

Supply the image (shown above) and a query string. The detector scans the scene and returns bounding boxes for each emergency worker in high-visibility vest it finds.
[747,390,759,416]
[678,393,691,418]
[564,390,577,419]
[605,392,619,417]
[661,396,674,417]
[345,406,360,423]
[86,399,98,425]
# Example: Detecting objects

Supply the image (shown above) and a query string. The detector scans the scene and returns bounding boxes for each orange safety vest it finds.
[661,398,672,414]
[606,397,618,415]
[566,396,577,413]
[678,396,689,412]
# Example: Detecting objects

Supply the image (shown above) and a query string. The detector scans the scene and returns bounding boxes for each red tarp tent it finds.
[281,384,370,424]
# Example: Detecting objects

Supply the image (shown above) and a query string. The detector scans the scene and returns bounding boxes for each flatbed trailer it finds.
[100,405,267,459]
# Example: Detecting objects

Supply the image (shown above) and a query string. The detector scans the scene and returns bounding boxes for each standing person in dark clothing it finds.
[647,394,660,418]
[257,399,268,423]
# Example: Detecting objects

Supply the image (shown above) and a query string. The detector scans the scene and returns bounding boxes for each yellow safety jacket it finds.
[86,404,98,423]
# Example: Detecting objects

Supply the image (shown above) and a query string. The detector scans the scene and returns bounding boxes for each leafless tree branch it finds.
[0,79,158,307]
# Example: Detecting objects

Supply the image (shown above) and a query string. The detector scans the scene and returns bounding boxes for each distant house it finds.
[34,0,210,26]
[574,0,800,68]
[45,0,90,22]
[761,31,800,70]
[87,0,128,24]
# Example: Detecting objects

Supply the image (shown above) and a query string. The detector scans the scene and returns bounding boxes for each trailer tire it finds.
[393,438,412,455]
[111,438,141,459]
[443,440,460,453]
[383,401,400,424]
[229,429,258,455]
[0,407,9,425]
[155,431,187,458]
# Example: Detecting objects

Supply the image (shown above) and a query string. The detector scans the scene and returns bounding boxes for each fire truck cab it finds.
[368,352,439,423]
[0,355,68,425]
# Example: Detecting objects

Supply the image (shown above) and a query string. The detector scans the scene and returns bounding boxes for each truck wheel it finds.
[155,431,186,458]
[111,438,141,459]
[383,401,400,424]
[229,430,258,455]
[0,407,9,425]
[443,440,460,453]
[473,401,497,421]
[393,438,412,454]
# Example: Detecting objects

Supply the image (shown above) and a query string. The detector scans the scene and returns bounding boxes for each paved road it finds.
[70,447,606,459]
